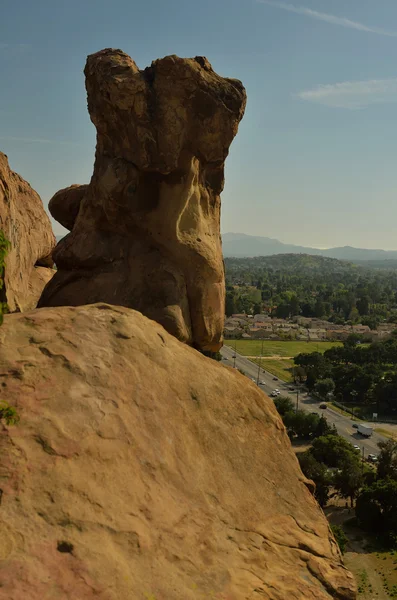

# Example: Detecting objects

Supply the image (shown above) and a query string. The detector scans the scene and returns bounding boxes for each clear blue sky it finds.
[2,0,397,249]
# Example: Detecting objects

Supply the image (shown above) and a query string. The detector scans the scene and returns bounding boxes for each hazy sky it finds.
[2,0,397,249]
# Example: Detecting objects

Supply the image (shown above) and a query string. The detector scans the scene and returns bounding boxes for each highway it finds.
[220,345,385,458]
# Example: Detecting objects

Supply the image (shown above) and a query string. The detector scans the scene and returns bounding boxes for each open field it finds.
[224,340,342,380]
[224,339,342,357]
[250,357,294,382]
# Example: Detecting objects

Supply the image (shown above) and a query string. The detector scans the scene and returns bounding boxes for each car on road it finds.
[367,454,378,463]
[288,387,295,391]
[352,423,358,429]
[353,445,360,451]
[259,380,266,385]
[319,403,327,409]
[232,354,236,358]
[273,377,278,381]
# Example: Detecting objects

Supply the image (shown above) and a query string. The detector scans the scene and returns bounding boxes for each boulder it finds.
[0,152,56,312]
[0,304,356,599]
[38,50,247,352]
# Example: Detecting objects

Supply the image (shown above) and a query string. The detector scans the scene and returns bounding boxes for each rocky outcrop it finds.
[38,50,246,352]
[0,152,55,312]
[0,304,356,599]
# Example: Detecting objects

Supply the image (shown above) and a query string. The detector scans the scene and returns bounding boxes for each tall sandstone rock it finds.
[0,152,55,311]
[0,304,356,599]
[38,50,246,352]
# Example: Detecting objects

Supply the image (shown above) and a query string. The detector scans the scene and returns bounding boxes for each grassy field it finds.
[251,357,294,382]
[224,339,342,358]
[224,340,342,381]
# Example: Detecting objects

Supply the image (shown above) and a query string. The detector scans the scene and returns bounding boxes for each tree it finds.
[252,302,262,316]
[225,291,237,317]
[333,457,364,507]
[298,451,331,507]
[273,395,295,416]
[357,296,370,316]
[314,378,335,400]
[356,479,397,540]
[311,434,359,469]
[377,439,397,481]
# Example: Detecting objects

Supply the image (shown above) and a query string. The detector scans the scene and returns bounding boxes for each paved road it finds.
[220,345,385,458]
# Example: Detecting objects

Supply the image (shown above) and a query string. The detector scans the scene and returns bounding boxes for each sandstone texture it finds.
[0,152,55,312]
[38,50,247,352]
[0,304,356,599]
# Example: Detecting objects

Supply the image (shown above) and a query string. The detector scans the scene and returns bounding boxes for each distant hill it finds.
[225,253,355,273]
[222,232,397,263]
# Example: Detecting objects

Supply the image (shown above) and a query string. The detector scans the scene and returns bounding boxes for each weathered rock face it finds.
[0,152,56,312]
[38,50,246,352]
[0,304,356,599]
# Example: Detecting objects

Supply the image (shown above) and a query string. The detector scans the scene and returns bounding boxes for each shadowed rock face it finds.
[0,152,56,312]
[38,49,246,352]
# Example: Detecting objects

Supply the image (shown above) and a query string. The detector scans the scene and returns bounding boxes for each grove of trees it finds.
[293,334,397,417]
[225,254,397,324]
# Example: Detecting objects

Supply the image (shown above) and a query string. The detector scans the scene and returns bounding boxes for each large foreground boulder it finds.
[0,304,356,599]
[0,152,55,312]
[38,50,246,352]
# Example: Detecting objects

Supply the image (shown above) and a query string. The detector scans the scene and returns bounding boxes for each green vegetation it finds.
[331,524,348,554]
[294,333,397,418]
[251,357,294,382]
[0,232,18,427]
[0,401,19,425]
[224,339,342,357]
[0,229,9,324]
[225,253,397,325]
[224,339,342,381]
[272,397,369,508]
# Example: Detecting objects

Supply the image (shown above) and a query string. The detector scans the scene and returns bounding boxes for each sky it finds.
[2,0,397,249]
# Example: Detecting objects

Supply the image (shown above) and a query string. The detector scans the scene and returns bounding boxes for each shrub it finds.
[331,524,348,554]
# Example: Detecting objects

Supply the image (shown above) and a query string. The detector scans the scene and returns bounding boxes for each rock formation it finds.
[38,50,246,352]
[0,152,56,312]
[0,304,356,599]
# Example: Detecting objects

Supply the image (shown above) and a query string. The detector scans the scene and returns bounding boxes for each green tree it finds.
[298,451,331,507]
[314,378,335,400]
[252,302,262,316]
[356,296,370,316]
[376,439,397,481]
[273,395,295,416]
[333,457,364,507]
[311,434,358,469]
[356,479,397,540]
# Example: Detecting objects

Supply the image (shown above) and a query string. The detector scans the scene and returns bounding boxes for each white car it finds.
[353,445,360,451]
[367,454,378,463]
[274,388,279,393]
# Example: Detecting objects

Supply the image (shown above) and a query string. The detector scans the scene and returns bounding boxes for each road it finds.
[220,345,385,458]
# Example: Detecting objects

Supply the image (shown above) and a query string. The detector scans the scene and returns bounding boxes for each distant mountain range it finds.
[55,232,397,267]
[222,233,397,263]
